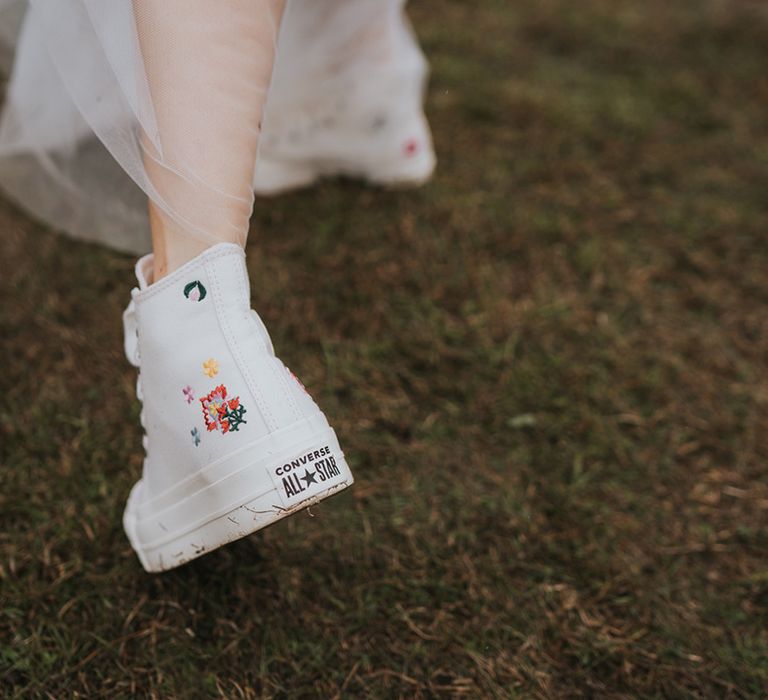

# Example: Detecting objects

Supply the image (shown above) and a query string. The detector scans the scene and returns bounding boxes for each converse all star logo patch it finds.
[268,444,345,508]
[200,384,247,434]
[183,280,207,302]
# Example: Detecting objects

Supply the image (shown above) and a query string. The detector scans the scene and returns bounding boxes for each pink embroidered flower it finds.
[182,385,195,404]
[288,368,308,394]
[403,138,419,157]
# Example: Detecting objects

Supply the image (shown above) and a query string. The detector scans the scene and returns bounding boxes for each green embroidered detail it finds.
[183,280,207,302]
[222,403,247,432]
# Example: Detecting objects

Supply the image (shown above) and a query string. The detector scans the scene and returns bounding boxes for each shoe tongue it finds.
[134,253,155,289]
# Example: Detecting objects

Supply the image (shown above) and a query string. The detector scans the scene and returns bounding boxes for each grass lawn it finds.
[2,0,767,696]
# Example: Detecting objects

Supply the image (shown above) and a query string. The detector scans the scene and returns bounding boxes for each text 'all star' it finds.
[273,445,343,504]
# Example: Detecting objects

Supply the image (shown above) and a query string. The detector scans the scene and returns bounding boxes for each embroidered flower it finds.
[182,385,195,404]
[371,114,387,131]
[202,358,219,377]
[200,384,247,434]
[184,280,207,302]
[403,138,419,157]
[224,402,247,432]
[191,427,201,447]
[288,368,308,394]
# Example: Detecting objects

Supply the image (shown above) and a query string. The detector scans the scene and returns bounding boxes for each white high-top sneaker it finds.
[254,67,436,195]
[121,243,353,572]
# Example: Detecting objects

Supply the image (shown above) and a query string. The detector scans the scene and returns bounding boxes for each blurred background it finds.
[1,0,767,696]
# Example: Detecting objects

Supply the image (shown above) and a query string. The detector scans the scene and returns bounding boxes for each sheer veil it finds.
[0,0,428,253]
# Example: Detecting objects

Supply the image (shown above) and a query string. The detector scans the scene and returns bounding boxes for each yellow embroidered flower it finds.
[202,358,219,377]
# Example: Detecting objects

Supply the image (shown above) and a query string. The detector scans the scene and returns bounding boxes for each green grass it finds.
[2,0,768,696]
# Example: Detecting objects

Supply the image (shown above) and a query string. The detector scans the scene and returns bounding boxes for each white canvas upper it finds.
[254,61,436,194]
[122,243,353,571]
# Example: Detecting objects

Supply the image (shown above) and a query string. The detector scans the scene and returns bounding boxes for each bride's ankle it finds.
[149,206,244,281]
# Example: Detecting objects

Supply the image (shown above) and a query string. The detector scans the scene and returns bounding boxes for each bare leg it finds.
[133,0,285,279]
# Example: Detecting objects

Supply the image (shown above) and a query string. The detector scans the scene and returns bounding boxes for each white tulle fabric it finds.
[0,0,425,253]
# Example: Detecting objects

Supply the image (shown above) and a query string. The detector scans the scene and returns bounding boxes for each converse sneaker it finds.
[121,242,353,572]
[254,65,436,195]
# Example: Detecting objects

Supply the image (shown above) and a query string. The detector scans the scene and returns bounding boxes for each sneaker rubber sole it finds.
[123,415,353,572]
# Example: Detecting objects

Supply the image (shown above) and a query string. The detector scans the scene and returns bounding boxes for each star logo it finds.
[300,469,317,487]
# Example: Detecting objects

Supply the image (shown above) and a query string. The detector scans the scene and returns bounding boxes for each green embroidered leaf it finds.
[183,280,207,301]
